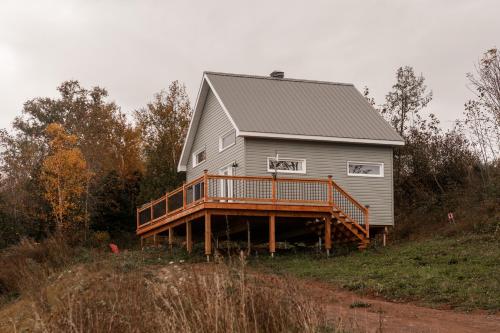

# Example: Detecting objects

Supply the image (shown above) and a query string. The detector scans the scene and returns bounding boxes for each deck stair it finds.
[306,206,369,250]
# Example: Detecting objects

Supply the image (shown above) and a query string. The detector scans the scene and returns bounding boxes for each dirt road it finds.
[291,277,500,333]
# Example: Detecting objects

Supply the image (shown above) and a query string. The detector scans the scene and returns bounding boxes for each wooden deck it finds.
[136,171,370,256]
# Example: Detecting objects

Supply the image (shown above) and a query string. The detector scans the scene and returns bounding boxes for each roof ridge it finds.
[204,71,354,87]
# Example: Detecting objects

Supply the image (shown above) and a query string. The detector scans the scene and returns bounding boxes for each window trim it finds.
[219,129,236,152]
[267,157,307,174]
[192,147,207,168]
[347,161,384,178]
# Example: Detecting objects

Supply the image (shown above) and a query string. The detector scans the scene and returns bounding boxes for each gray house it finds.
[137,71,403,255]
[178,71,403,227]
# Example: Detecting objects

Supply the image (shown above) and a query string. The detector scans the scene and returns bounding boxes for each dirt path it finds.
[290,277,500,333]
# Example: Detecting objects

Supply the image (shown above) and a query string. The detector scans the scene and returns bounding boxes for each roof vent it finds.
[270,71,284,79]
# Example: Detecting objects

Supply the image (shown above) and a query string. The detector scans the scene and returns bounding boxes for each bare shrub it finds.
[0,236,75,299]
[32,260,331,333]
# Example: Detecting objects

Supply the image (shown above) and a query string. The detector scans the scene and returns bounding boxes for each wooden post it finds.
[269,214,276,257]
[136,208,139,230]
[168,227,174,251]
[203,170,208,201]
[205,211,212,260]
[247,220,251,255]
[327,175,333,206]
[383,226,388,247]
[153,233,157,247]
[182,182,187,209]
[150,201,153,222]
[186,221,192,253]
[140,236,144,249]
[365,205,370,238]
[325,217,332,256]
[165,192,168,216]
[272,177,277,204]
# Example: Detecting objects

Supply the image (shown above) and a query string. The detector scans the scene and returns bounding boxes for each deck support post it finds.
[325,217,332,256]
[269,214,276,257]
[186,221,192,253]
[247,220,251,255]
[205,211,212,259]
[327,175,333,206]
[153,233,157,247]
[383,226,388,247]
[168,228,174,251]
[140,236,144,249]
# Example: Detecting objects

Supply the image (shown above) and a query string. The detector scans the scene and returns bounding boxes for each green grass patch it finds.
[252,234,500,311]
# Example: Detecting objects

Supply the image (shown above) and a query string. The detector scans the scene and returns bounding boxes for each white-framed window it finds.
[192,148,206,167]
[219,130,236,152]
[347,161,384,177]
[267,157,306,174]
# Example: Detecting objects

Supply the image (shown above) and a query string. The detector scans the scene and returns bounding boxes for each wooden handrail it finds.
[332,181,368,214]
[137,174,370,239]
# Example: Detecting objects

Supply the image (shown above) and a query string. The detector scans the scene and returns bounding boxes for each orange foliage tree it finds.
[41,123,92,234]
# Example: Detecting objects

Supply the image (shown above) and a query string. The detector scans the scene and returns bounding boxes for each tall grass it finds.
[31,261,331,332]
[1,237,334,332]
[0,236,75,302]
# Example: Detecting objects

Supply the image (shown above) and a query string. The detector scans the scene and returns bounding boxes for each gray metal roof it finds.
[205,72,403,142]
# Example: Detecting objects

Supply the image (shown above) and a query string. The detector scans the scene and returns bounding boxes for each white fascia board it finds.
[238,131,405,146]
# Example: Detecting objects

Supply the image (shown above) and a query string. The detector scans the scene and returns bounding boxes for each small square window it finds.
[347,161,383,177]
[192,148,206,167]
[219,130,236,152]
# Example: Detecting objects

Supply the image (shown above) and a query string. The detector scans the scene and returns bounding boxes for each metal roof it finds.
[205,72,403,142]
[178,72,403,171]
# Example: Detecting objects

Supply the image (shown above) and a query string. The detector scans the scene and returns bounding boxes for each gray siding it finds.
[186,91,245,181]
[244,138,394,226]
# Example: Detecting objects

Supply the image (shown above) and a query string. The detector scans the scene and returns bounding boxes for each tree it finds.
[382,66,433,137]
[41,123,91,235]
[465,48,500,163]
[9,81,144,239]
[135,81,192,202]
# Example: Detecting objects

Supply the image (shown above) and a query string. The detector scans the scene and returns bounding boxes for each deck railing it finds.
[137,171,369,230]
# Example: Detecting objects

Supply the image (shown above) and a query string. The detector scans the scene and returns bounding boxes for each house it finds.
[136,71,404,257]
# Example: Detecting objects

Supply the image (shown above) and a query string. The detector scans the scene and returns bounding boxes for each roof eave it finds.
[238,131,405,146]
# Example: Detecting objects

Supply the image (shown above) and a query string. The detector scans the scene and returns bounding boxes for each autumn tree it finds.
[8,81,143,238]
[135,81,192,202]
[41,123,92,235]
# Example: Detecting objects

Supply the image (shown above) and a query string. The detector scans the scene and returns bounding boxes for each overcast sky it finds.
[1,0,499,131]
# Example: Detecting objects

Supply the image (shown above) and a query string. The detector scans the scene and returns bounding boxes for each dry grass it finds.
[0,236,75,302]
[1,238,335,332]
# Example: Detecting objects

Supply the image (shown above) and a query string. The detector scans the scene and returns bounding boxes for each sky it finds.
[0,0,499,131]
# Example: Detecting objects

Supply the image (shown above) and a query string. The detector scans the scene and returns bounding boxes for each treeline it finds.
[365,48,499,238]
[0,81,191,247]
[1,49,498,248]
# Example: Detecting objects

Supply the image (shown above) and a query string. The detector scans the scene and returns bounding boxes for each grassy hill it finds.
[0,229,499,332]
[253,233,500,312]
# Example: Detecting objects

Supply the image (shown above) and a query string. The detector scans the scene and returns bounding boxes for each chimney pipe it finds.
[270,71,284,79]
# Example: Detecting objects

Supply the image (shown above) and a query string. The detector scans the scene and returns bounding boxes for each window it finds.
[347,161,384,177]
[267,157,306,174]
[192,148,206,167]
[219,130,236,152]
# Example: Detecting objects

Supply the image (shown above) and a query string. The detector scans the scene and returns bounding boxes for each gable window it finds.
[347,161,384,177]
[192,148,206,167]
[219,130,236,152]
[267,157,306,174]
